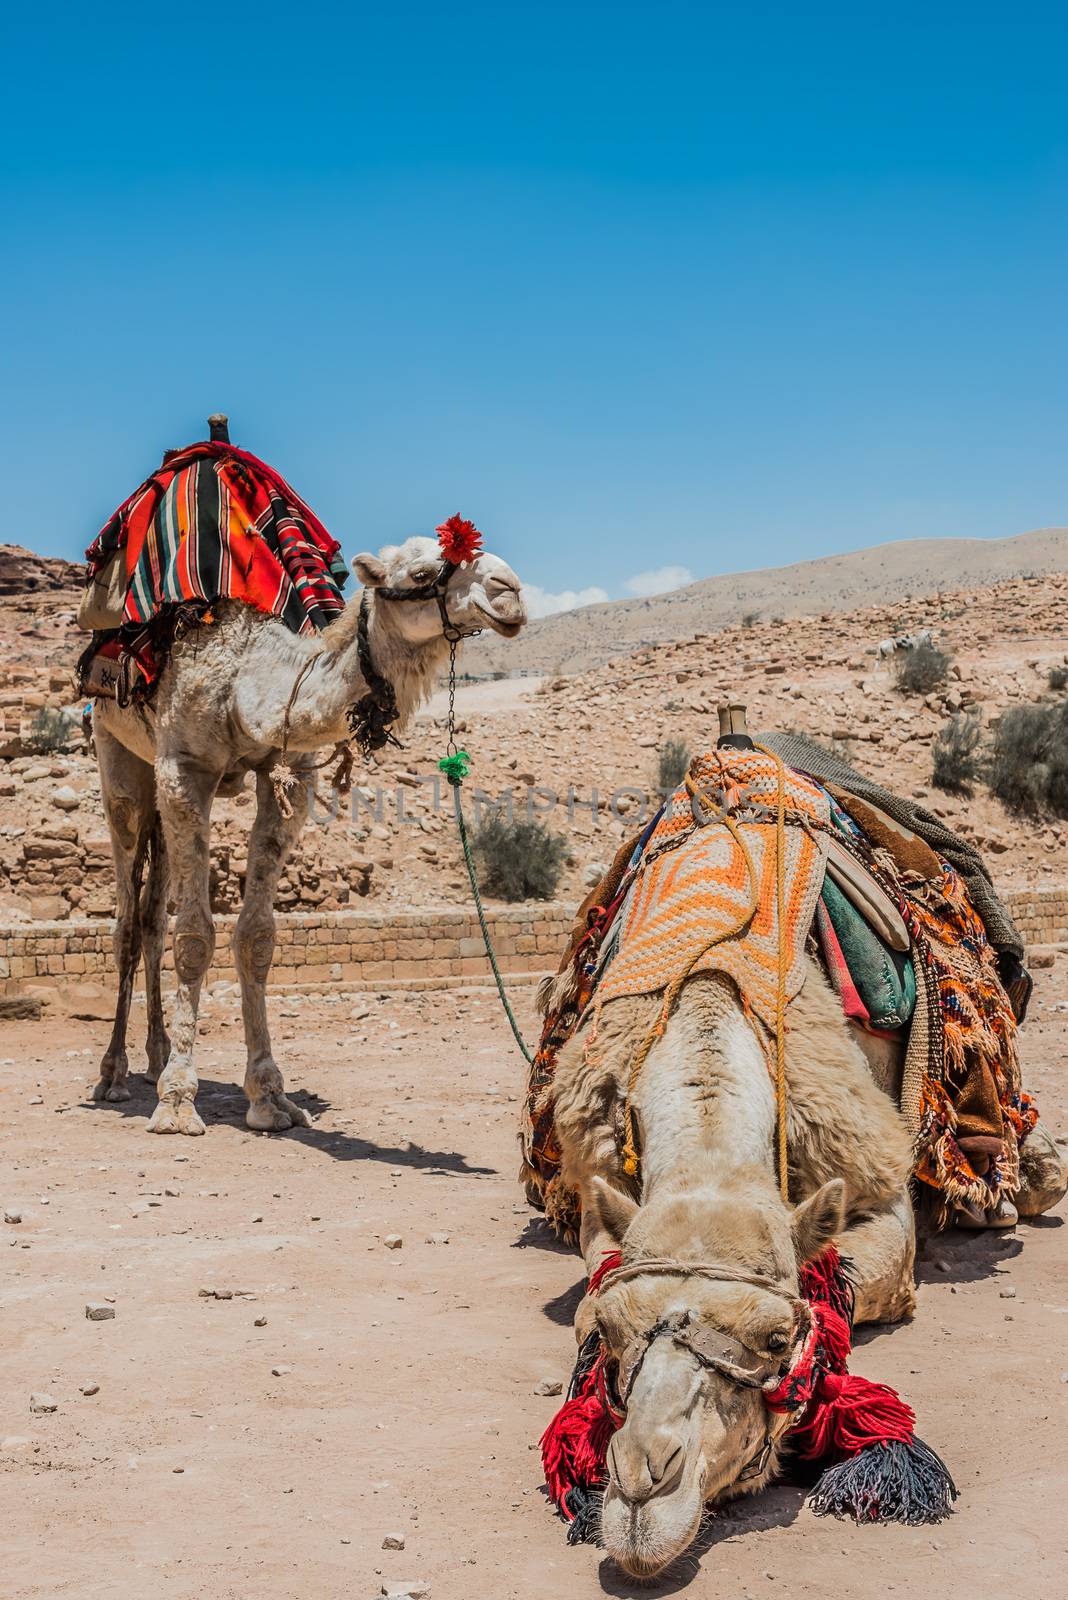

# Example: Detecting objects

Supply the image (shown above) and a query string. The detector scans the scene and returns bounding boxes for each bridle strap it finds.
[347,559,480,755]
[597,1258,788,1297]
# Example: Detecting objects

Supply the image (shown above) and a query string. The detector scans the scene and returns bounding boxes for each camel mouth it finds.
[601,1472,705,1580]
[474,602,525,637]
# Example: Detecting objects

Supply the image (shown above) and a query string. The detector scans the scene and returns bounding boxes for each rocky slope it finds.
[0,562,1065,924]
[469,526,1068,675]
[0,544,83,597]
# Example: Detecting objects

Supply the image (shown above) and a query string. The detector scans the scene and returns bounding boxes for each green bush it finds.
[27,706,76,753]
[657,738,691,794]
[472,811,567,901]
[1049,664,1068,692]
[989,701,1068,818]
[894,638,952,695]
[932,713,984,794]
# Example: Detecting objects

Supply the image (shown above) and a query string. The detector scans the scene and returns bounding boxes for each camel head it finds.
[587,1173,845,1579]
[352,536,527,643]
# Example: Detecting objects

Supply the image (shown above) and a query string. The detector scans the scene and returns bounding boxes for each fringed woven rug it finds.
[79,439,348,695]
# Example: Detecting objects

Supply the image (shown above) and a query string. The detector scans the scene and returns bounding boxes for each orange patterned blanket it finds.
[594,749,830,1032]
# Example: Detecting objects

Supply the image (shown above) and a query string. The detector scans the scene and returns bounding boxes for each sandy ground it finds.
[2,961,1067,1600]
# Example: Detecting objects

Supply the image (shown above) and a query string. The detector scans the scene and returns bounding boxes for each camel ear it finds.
[589,1176,640,1244]
[352,552,388,587]
[791,1179,845,1265]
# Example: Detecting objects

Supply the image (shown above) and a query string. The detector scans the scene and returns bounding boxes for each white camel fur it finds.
[547,956,1064,1580]
[91,536,526,1135]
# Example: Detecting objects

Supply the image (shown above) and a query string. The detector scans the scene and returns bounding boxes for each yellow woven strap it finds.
[620,806,760,1177]
[758,744,791,1203]
[619,747,793,1204]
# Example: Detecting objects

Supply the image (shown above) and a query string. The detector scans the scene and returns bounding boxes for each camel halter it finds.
[269,556,480,814]
[348,558,476,757]
[596,1256,809,1483]
[619,745,793,1202]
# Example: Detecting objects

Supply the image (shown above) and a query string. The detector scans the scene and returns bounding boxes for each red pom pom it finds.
[436,514,484,565]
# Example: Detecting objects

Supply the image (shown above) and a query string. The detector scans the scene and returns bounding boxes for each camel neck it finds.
[635,1003,779,1201]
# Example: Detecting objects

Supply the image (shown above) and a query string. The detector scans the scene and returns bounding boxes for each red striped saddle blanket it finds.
[79,440,348,695]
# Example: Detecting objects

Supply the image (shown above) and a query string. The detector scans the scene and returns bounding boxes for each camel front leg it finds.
[837,1188,917,1326]
[149,755,218,1135]
[234,762,313,1132]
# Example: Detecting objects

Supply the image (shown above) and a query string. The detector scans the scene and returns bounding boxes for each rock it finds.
[382,1532,406,1550]
[533,1379,563,1396]
[271,1364,293,1377]
[51,785,80,811]
[29,1393,57,1413]
[380,1585,430,1600]
[85,1302,115,1320]
[999,1286,1016,1300]
[425,1231,450,1246]
[1030,950,1056,969]
[80,1382,100,1396]
[582,861,607,888]
[4,1209,22,1224]
[384,1234,404,1250]
[29,894,68,921]
[254,1316,267,1328]
[0,997,41,1021]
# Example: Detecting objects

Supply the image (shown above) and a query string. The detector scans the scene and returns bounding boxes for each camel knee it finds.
[173,925,214,985]
[235,919,275,983]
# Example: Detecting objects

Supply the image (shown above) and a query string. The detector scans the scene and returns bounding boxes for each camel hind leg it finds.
[94,725,156,1103]
[140,818,170,1083]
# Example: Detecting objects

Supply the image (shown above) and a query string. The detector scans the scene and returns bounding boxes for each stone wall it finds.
[2,888,1066,998]
[0,903,577,996]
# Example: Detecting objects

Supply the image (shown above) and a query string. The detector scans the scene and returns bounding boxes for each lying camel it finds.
[549,958,1065,1579]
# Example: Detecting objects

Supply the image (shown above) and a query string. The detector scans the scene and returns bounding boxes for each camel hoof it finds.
[92,1077,131,1103]
[146,1101,182,1134]
[176,1101,206,1137]
[246,1094,313,1133]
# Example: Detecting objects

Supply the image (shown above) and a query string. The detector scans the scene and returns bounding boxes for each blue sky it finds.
[2,3,1066,612]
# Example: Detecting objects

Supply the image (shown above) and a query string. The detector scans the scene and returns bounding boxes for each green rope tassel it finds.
[437,749,472,785]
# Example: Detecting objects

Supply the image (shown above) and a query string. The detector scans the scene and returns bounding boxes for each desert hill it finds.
[469,526,1068,676]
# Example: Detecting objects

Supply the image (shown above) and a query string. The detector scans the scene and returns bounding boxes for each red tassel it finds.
[793,1372,916,1461]
[436,514,483,565]
[540,1352,619,1518]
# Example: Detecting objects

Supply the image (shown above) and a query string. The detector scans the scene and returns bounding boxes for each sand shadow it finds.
[76,1074,497,1177]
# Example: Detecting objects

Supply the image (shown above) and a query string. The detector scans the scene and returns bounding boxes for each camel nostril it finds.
[648,1436,685,1492]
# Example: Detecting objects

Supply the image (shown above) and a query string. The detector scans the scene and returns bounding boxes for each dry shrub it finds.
[472,811,567,901]
[656,738,690,794]
[932,713,984,794]
[989,701,1068,818]
[894,639,952,695]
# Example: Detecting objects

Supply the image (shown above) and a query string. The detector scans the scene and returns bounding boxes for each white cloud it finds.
[623,564,694,598]
[522,582,610,619]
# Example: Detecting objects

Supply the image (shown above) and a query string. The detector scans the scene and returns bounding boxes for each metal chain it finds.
[441,641,534,1064]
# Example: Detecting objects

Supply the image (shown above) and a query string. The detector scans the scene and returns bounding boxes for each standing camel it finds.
[91,535,526,1134]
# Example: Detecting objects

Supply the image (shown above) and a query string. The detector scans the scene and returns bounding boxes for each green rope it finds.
[439,758,535,1065]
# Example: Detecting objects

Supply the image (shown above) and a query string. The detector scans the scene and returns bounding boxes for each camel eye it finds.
[767,1331,790,1355]
[409,563,437,585]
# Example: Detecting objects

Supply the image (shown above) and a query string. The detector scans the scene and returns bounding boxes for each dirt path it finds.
[2,964,1066,1600]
